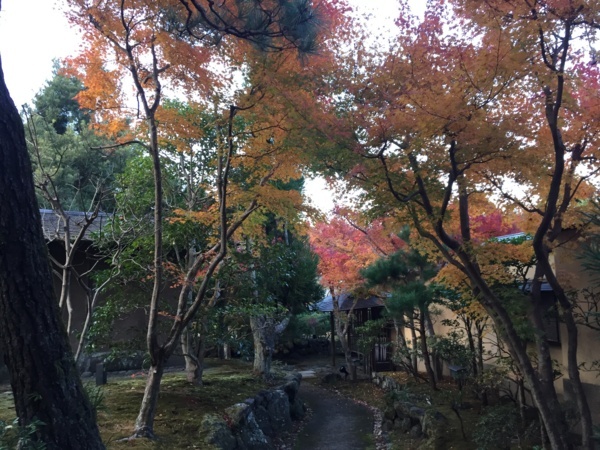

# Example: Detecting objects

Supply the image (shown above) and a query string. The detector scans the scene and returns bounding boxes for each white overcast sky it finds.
[0,0,424,213]
[0,0,81,108]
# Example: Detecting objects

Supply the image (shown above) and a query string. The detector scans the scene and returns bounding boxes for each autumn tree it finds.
[22,68,132,363]
[87,147,214,375]
[295,1,600,447]
[65,0,340,438]
[26,67,130,211]
[0,44,104,450]
[309,214,399,380]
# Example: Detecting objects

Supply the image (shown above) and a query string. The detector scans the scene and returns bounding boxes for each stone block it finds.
[267,390,292,432]
[382,419,394,432]
[383,406,397,421]
[201,414,237,450]
[281,379,300,403]
[421,409,448,438]
[399,417,412,433]
[409,423,423,438]
[290,398,306,420]
[236,410,270,450]
[253,405,273,437]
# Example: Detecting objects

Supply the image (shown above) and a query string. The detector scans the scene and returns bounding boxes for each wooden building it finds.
[317,292,394,373]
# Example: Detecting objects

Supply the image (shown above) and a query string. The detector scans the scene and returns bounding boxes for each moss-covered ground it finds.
[0,359,270,449]
[0,358,541,449]
[383,373,482,450]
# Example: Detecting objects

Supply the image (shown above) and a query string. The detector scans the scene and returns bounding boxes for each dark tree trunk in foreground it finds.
[0,56,105,449]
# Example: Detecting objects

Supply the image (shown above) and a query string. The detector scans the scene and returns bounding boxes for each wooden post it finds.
[330,311,336,368]
[96,363,107,386]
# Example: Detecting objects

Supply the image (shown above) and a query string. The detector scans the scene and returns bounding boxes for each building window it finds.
[542,292,560,345]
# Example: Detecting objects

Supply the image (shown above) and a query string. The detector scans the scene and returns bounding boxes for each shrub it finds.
[473,404,519,450]
[0,418,46,450]
[428,331,473,369]
[295,312,330,338]
[83,383,105,420]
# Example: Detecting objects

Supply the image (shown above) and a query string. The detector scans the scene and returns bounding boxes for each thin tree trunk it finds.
[393,317,412,371]
[465,318,478,377]
[74,270,113,365]
[74,285,95,365]
[331,289,356,380]
[192,316,209,384]
[65,288,74,335]
[330,311,336,368]
[529,270,573,446]
[336,318,356,380]
[424,309,442,380]
[476,321,488,406]
[562,308,592,448]
[408,312,418,373]
[132,103,253,437]
[181,287,199,383]
[59,264,70,309]
[181,326,201,384]
[196,332,207,383]
[58,216,76,335]
[133,361,165,438]
[518,378,527,423]
[529,23,591,444]
[0,54,105,449]
[476,320,486,376]
[481,290,570,450]
[131,41,166,437]
[419,309,437,390]
[539,252,594,448]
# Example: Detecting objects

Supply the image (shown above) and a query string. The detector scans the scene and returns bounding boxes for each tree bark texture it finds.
[408,313,418,373]
[479,290,571,450]
[133,361,165,438]
[0,57,105,449]
[181,325,205,385]
[331,291,356,381]
[423,309,442,380]
[250,315,274,377]
[419,310,437,390]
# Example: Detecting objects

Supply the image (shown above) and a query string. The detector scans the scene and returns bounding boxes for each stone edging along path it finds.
[201,372,305,450]
[201,369,449,450]
[371,372,449,449]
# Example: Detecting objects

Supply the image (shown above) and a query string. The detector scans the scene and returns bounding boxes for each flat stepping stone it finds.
[298,370,316,378]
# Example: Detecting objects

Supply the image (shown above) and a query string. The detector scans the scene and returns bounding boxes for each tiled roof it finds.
[40,209,111,241]
[316,292,385,312]
[495,232,529,241]
[522,280,553,292]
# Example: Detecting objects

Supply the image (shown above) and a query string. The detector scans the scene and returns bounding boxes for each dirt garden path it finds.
[293,381,375,450]
[284,355,377,450]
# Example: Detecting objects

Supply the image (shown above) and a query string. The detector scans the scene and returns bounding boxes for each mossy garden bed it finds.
[314,369,544,450]
[0,359,273,449]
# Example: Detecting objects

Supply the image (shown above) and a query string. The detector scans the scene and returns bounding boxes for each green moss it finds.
[0,359,270,449]
[0,391,15,418]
